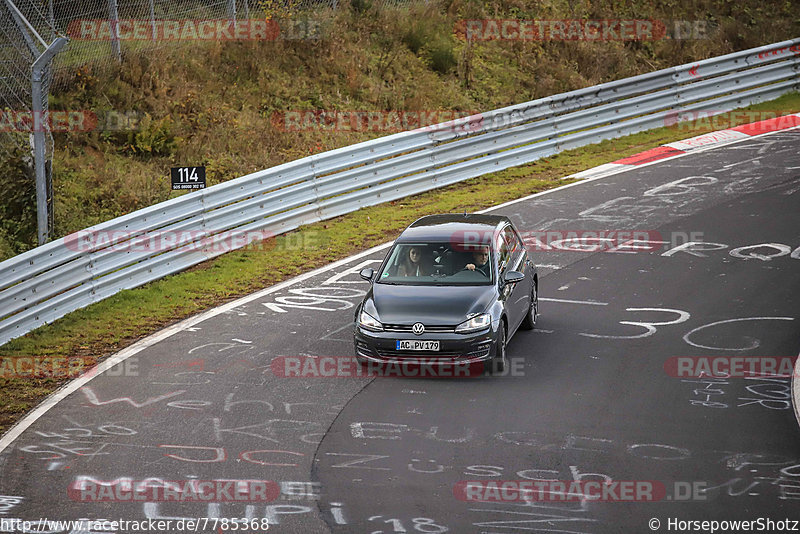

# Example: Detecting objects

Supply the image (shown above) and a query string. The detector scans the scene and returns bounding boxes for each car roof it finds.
[396,213,512,243]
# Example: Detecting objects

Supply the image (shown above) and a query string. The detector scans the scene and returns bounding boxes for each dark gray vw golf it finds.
[353,214,538,374]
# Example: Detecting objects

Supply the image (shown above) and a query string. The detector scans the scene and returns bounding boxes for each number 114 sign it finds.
[171,166,206,190]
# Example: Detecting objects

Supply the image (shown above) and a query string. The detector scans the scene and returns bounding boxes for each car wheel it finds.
[488,323,507,375]
[520,281,538,330]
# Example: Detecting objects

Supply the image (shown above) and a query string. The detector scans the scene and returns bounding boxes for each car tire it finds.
[520,281,538,330]
[488,323,507,375]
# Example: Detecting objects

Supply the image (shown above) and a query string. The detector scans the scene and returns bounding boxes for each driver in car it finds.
[465,245,491,277]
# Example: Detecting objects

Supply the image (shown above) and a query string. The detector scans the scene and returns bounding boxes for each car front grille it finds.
[383,324,456,333]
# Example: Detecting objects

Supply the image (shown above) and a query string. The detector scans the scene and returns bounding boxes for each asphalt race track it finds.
[0,128,799,533]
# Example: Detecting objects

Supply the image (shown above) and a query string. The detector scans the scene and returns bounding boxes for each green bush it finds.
[350,0,373,15]
[0,228,19,261]
[399,7,458,74]
[0,144,37,258]
[131,115,177,157]
[100,114,177,157]
[402,20,430,55]
[425,36,458,74]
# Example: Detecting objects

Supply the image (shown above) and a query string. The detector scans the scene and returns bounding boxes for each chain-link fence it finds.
[46,0,341,80]
[11,0,342,82]
[0,1,59,246]
[0,0,349,247]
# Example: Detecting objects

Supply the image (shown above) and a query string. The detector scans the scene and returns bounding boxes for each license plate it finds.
[396,340,440,351]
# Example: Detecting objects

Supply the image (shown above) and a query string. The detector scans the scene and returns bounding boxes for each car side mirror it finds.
[359,268,375,282]
[503,270,524,285]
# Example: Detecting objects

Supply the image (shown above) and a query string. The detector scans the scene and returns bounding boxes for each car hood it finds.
[366,283,496,326]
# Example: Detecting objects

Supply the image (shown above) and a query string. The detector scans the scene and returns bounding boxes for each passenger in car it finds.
[398,246,431,277]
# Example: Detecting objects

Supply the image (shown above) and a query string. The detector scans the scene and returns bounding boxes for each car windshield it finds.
[376,242,494,286]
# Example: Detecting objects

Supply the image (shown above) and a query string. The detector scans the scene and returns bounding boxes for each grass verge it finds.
[1,93,799,435]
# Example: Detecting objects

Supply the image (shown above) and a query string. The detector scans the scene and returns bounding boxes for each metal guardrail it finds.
[1,38,798,346]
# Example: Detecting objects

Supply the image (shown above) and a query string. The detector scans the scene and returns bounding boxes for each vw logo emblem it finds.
[412,323,425,335]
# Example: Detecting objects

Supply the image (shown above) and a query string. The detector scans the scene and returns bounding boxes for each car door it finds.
[498,226,530,332]
[509,223,534,289]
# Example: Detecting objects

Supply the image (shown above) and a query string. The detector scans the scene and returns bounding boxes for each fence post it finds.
[47,0,54,40]
[148,0,156,41]
[227,0,236,21]
[31,37,68,245]
[107,0,121,62]
[3,0,68,244]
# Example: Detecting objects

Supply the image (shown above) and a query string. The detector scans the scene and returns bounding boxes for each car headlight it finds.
[359,310,383,332]
[455,313,491,333]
